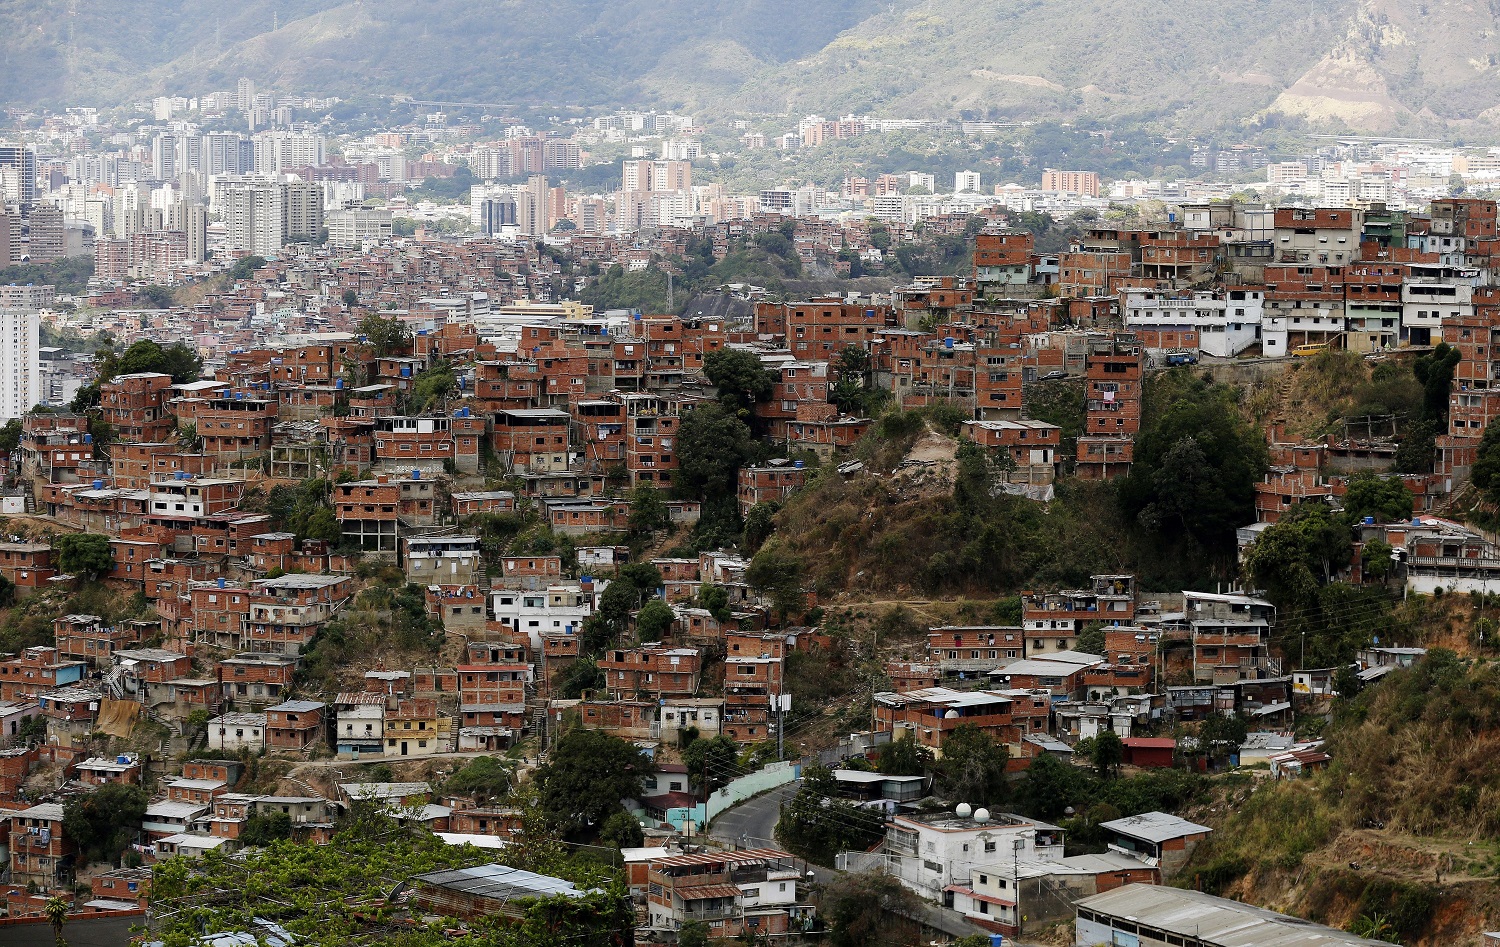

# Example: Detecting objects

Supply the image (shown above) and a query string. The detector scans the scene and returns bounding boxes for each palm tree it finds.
[43,895,69,945]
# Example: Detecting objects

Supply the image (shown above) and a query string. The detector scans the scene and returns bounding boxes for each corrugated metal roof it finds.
[1076,884,1395,946]
[677,884,743,901]
[649,847,792,869]
[1100,811,1212,844]
[413,863,589,901]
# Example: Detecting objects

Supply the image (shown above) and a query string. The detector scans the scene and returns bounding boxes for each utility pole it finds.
[1013,836,1024,938]
[775,691,785,761]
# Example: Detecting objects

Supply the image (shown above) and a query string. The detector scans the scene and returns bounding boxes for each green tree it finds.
[1198,713,1249,761]
[1121,372,1268,557]
[698,582,732,623]
[933,724,1009,805]
[407,360,456,413]
[678,920,711,947]
[229,255,267,280]
[830,345,881,416]
[1413,342,1461,425]
[554,658,604,699]
[746,544,805,623]
[627,485,669,536]
[0,417,21,453]
[634,598,676,641]
[1361,538,1396,583]
[444,756,513,802]
[240,812,294,846]
[1243,503,1354,604]
[598,809,645,849]
[1472,417,1500,505]
[303,507,342,543]
[821,870,924,947]
[54,532,114,578]
[358,313,411,357]
[45,895,69,945]
[683,735,743,792]
[62,782,148,866]
[105,338,202,384]
[1091,729,1125,779]
[675,402,754,503]
[1341,471,1414,524]
[342,289,359,307]
[876,732,933,777]
[1075,621,1106,656]
[704,348,774,416]
[535,728,650,839]
[1021,751,1090,820]
[139,284,175,308]
[742,501,779,553]
[776,765,884,865]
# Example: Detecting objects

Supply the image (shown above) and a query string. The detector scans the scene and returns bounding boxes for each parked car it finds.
[1165,353,1198,366]
[1040,370,1067,380]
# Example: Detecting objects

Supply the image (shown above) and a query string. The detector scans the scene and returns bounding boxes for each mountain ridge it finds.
[6,0,1500,133]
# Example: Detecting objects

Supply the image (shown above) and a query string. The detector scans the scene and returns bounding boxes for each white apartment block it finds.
[0,309,40,420]
[327,207,393,249]
[844,810,1064,903]
[252,131,326,175]
[490,583,594,651]
[955,170,982,193]
[222,181,284,256]
[1402,280,1474,347]
[1123,289,1265,358]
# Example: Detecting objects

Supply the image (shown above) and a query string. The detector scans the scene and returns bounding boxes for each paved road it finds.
[706,779,799,848]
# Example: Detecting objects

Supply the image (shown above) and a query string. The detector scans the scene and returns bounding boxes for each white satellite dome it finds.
[974,808,991,824]
[945,709,960,719]
[955,803,973,818]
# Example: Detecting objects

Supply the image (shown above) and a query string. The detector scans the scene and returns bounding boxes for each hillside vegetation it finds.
[1181,650,1500,945]
[766,369,1264,599]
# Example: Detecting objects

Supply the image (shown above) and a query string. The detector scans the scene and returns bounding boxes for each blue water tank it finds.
[92,479,103,490]
[412,470,421,480]
[1365,516,1375,525]
[220,390,230,398]
[944,337,955,349]
[217,577,226,589]
[794,460,804,469]
[335,378,345,390]
[83,434,92,444]
[117,755,130,765]
[401,366,411,377]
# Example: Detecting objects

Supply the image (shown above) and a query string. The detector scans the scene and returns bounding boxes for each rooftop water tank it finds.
[412,470,421,480]
[92,479,103,490]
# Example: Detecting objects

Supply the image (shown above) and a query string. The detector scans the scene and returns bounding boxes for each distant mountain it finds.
[7,0,1500,132]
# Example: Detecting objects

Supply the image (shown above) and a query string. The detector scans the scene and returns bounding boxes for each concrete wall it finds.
[707,760,799,822]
